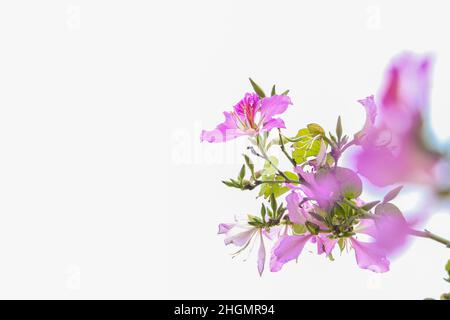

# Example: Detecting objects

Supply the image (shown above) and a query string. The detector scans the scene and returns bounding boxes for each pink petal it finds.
[286,191,307,224]
[257,232,266,276]
[360,203,412,255]
[270,234,312,272]
[218,223,235,234]
[200,112,244,143]
[262,226,282,240]
[355,95,377,143]
[262,118,286,131]
[223,225,257,247]
[316,235,337,255]
[233,93,260,117]
[350,238,390,273]
[380,53,432,132]
[260,95,292,121]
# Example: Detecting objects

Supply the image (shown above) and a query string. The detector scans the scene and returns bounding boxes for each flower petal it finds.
[218,223,235,234]
[286,191,307,224]
[262,118,286,131]
[355,95,377,143]
[223,225,257,247]
[200,112,244,143]
[350,238,390,273]
[380,53,432,131]
[270,234,312,272]
[316,235,337,255]
[257,232,266,276]
[359,203,412,255]
[260,95,292,121]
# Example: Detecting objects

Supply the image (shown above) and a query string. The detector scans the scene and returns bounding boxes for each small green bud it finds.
[249,78,266,98]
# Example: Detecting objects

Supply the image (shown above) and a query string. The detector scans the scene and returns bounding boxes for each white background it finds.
[0,0,449,299]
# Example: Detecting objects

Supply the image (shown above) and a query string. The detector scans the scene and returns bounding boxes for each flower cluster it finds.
[201,53,449,276]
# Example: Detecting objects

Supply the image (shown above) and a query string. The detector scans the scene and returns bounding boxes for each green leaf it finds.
[281,89,289,95]
[292,224,307,235]
[283,171,299,182]
[261,204,267,222]
[222,180,235,187]
[238,165,246,182]
[249,78,266,98]
[445,260,450,282]
[259,183,289,199]
[307,123,325,136]
[271,85,276,96]
[309,211,326,223]
[243,154,255,179]
[305,221,320,235]
[291,127,323,164]
[338,238,346,253]
[248,214,264,227]
[336,116,343,141]
[258,158,290,199]
[248,214,262,223]
[383,186,403,203]
[222,179,241,189]
[262,156,279,177]
[270,193,277,216]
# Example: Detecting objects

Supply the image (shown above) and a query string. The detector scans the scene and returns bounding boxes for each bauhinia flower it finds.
[200,93,292,143]
[355,53,441,187]
[218,220,281,276]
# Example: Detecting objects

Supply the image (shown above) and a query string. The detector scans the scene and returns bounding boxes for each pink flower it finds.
[218,221,280,276]
[201,93,292,143]
[379,53,432,133]
[355,53,440,186]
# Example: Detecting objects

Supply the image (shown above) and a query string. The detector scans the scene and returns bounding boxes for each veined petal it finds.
[270,234,312,272]
[262,118,286,131]
[350,238,390,273]
[262,226,282,240]
[223,225,257,247]
[316,235,337,255]
[286,191,307,224]
[200,112,244,143]
[218,223,235,234]
[260,95,292,121]
[355,95,377,143]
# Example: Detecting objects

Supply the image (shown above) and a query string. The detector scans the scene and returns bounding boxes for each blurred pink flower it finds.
[355,53,440,186]
[294,166,362,208]
[201,93,292,143]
